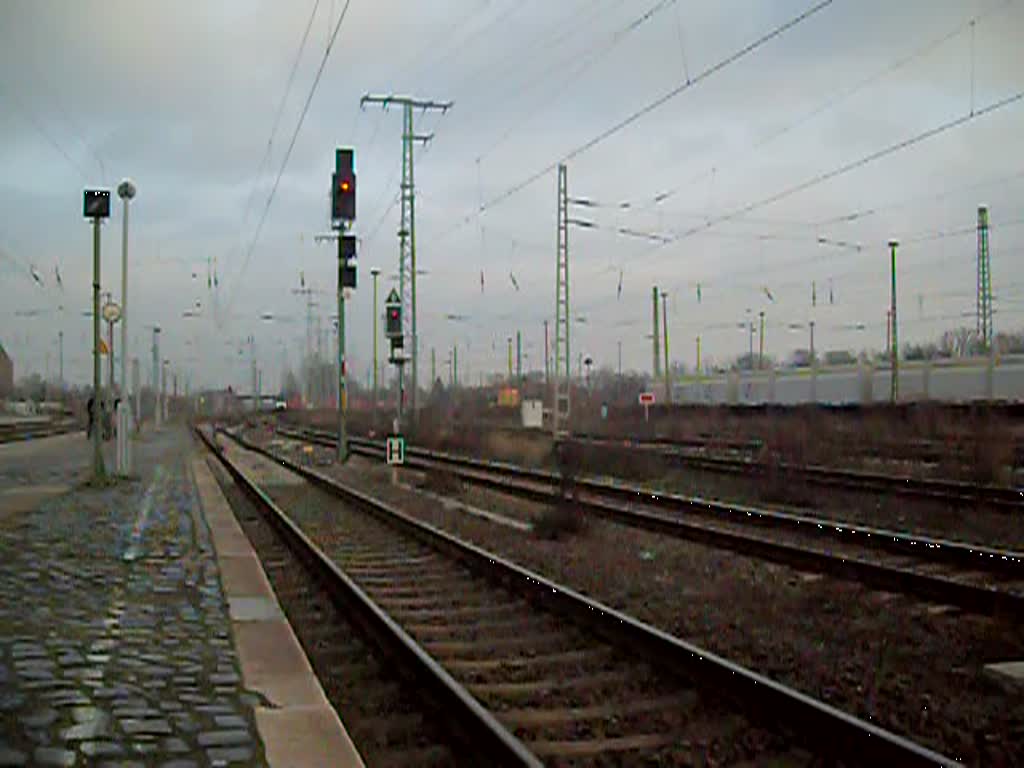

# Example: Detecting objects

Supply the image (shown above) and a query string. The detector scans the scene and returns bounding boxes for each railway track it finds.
[277,427,1024,619]
[569,432,1024,509]
[201,447,472,767]
[207,425,958,766]
[572,430,1024,468]
[0,420,79,444]
[660,451,1023,508]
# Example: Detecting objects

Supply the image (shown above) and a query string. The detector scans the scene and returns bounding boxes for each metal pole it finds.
[696,335,701,376]
[516,330,522,383]
[544,320,550,386]
[652,286,660,377]
[337,234,348,462]
[617,340,622,378]
[153,328,161,429]
[809,321,815,363]
[661,290,670,402]
[431,347,436,385]
[453,345,458,388]
[408,107,420,424]
[889,239,899,403]
[885,310,891,357]
[118,185,131,474]
[360,95,453,423]
[758,310,765,369]
[507,337,513,381]
[251,338,258,412]
[108,319,115,397]
[91,217,105,482]
[371,268,380,419]
[58,331,64,395]
[131,358,140,433]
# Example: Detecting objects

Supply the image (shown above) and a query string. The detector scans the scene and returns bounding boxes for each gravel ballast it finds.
[244,428,1024,766]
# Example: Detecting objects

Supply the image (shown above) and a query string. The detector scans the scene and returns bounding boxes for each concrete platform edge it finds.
[191,454,366,768]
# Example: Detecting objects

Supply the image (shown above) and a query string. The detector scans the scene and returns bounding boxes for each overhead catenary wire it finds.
[437,0,836,240]
[0,83,91,182]
[672,88,1024,243]
[634,1,1017,219]
[223,0,354,322]
[474,0,678,164]
[812,167,1024,228]
[238,0,323,233]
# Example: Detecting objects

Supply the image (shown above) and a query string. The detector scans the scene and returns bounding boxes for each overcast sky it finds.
[1,0,1022,393]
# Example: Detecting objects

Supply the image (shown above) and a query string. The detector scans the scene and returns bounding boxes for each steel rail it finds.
[234,427,960,766]
[283,429,1024,617]
[196,426,542,768]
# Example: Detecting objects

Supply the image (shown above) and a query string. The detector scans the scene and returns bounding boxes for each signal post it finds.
[385,288,404,483]
[328,148,357,462]
[84,188,111,484]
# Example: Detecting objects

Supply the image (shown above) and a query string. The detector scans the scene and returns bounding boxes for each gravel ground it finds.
[242,428,1024,767]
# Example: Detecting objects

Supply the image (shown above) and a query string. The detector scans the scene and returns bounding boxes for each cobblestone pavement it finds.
[0,428,268,767]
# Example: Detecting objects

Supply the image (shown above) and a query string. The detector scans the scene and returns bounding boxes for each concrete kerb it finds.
[191,455,365,768]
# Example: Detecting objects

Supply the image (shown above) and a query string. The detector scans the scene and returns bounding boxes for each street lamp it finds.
[116,178,136,476]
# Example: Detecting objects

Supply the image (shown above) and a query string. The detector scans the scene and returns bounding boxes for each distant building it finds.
[0,342,12,397]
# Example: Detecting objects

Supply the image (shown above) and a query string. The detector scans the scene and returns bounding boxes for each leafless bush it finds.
[533,502,587,540]
[419,468,462,496]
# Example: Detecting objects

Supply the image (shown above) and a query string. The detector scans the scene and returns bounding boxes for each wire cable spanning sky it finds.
[0,0,1021,390]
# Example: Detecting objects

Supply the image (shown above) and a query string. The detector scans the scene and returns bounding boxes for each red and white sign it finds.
[638,392,656,405]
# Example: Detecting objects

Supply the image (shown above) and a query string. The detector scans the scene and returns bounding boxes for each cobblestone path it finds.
[0,430,268,767]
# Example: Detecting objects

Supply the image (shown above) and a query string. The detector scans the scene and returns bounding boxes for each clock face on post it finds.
[83,189,111,218]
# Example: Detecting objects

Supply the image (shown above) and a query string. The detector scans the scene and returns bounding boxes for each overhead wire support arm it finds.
[360,94,454,113]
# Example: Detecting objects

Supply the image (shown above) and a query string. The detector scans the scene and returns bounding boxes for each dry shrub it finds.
[965,419,1014,486]
[419,468,462,496]
[761,418,814,466]
[485,430,552,468]
[577,442,666,482]
[757,459,815,507]
[533,502,587,540]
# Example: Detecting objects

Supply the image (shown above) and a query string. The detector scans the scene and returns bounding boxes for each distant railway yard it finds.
[189,410,1024,765]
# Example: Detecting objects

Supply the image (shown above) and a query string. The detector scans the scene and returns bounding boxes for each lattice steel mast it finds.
[360,94,452,425]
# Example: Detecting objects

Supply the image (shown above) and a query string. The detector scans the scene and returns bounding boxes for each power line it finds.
[475,0,677,163]
[812,167,1024,228]
[239,0,322,232]
[456,0,627,154]
[224,0,353,319]
[674,88,1024,243]
[615,0,1016,219]
[446,0,609,104]
[389,0,524,91]
[0,83,91,182]
[441,0,835,237]
[23,58,108,183]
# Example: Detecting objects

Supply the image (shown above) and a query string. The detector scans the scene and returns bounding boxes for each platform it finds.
[0,426,361,767]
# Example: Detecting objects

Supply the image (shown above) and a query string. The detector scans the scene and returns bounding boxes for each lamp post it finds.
[116,179,136,475]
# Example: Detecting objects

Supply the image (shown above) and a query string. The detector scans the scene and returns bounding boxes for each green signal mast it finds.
[359,94,452,427]
[977,205,993,351]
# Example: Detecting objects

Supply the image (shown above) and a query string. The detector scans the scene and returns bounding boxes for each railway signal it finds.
[385,288,403,353]
[332,148,356,224]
